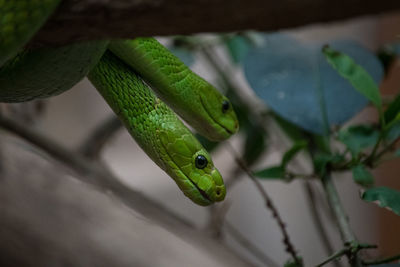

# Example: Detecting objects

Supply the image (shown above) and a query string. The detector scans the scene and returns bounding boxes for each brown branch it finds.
[225,142,301,265]
[32,0,400,46]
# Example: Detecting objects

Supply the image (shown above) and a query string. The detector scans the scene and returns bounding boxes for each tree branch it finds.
[32,0,400,46]
[225,142,301,265]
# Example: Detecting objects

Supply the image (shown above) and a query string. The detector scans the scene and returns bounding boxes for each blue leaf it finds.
[243,33,384,134]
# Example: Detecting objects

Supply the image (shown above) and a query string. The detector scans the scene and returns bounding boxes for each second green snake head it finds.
[197,81,239,141]
[109,38,239,141]
[159,126,226,206]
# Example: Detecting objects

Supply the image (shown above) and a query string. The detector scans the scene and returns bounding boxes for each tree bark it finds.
[33,0,400,45]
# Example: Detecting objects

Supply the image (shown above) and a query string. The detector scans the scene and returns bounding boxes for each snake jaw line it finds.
[199,94,238,141]
[158,130,223,206]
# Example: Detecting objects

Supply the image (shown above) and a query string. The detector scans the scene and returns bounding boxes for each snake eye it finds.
[222,100,230,113]
[195,155,208,169]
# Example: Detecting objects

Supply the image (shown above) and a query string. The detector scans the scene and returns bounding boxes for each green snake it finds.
[0,1,238,205]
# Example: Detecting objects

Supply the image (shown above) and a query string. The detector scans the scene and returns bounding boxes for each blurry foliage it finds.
[243,34,383,134]
[362,187,400,216]
[170,32,400,266]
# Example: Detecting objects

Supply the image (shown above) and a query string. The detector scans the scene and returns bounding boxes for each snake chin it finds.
[159,138,214,206]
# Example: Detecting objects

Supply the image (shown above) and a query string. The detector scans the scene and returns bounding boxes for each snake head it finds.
[198,83,239,141]
[159,128,226,206]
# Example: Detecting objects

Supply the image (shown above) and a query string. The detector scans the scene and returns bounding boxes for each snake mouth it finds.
[199,95,233,136]
[160,141,213,205]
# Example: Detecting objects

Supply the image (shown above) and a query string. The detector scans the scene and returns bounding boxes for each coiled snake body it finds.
[0,1,238,205]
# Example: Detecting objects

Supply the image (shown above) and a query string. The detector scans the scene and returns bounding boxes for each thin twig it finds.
[321,174,355,243]
[201,44,300,264]
[316,244,377,267]
[364,133,385,167]
[225,142,301,265]
[79,115,122,159]
[362,253,400,265]
[315,248,347,267]
[303,182,340,267]
[368,136,400,166]
[224,221,280,267]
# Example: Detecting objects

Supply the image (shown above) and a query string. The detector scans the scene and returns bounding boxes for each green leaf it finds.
[225,35,251,64]
[312,134,331,154]
[352,165,375,187]
[323,46,382,109]
[254,139,306,180]
[272,113,307,142]
[362,187,400,216]
[385,119,400,142]
[313,153,345,176]
[253,166,285,179]
[395,149,400,157]
[384,94,400,124]
[284,257,303,267]
[281,140,308,167]
[243,125,267,166]
[338,125,380,155]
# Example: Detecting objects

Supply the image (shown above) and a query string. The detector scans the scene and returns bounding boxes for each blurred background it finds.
[1,9,400,267]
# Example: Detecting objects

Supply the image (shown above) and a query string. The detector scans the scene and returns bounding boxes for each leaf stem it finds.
[369,136,400,166]
[320,173,364,266]
[321,174,355,243]
[315,248,347,267]
[362,253,400,265]
[365,133,383,166]
[303,182,338,265]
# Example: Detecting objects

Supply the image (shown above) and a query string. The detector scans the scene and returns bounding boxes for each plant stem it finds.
[363,253,400,265]
[368,136,400,166]
[365,133,384,166]
[320,173,362,266]
[316,248,347,267]
[303,182,339,266]
[321,174,355,243]
[225,142,301,266]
